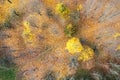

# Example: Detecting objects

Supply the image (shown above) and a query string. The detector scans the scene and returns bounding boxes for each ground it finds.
[0,0,120,80]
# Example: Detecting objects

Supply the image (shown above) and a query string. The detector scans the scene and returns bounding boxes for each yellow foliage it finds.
[65,37,84,54]
[77,4,83,11]
[22,21,35,44]
[78,46,94,61]
[55,3,70,17]
[116,45,120,51]
[65,37,94,61]
[113,32,120,38]
[0,0,19,24]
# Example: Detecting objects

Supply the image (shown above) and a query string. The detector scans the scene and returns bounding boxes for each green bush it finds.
[64,24,77,37]
[0,67,17,80]
[74,69,94,80]
[0,56,17,80]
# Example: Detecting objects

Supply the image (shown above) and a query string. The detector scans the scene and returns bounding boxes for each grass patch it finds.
[74,69,94,80]
[0,56,17,80]
[0,67,17,80]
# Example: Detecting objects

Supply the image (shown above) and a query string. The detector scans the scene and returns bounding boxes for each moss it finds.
[64,24,77,37]
[22,21,35,44]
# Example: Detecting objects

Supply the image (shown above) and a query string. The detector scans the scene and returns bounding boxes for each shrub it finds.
[65,37,94,61]
[64,24,76,37]
[55,3,70,17]
[65,37,83,54]
[78,46,94,61]
[22,21,35,44]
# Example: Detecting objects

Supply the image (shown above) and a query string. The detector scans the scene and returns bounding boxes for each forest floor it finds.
[0,0,120,80]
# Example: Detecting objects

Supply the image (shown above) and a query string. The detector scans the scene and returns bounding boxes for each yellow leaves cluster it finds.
[66,37,94,61]
[55,3,70,17]
[22,21,35,44]
[77,4,83,11]
[78,46,94,61]
[113,32,120,38]
[65,37,84,54]
[0,0,19,24]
